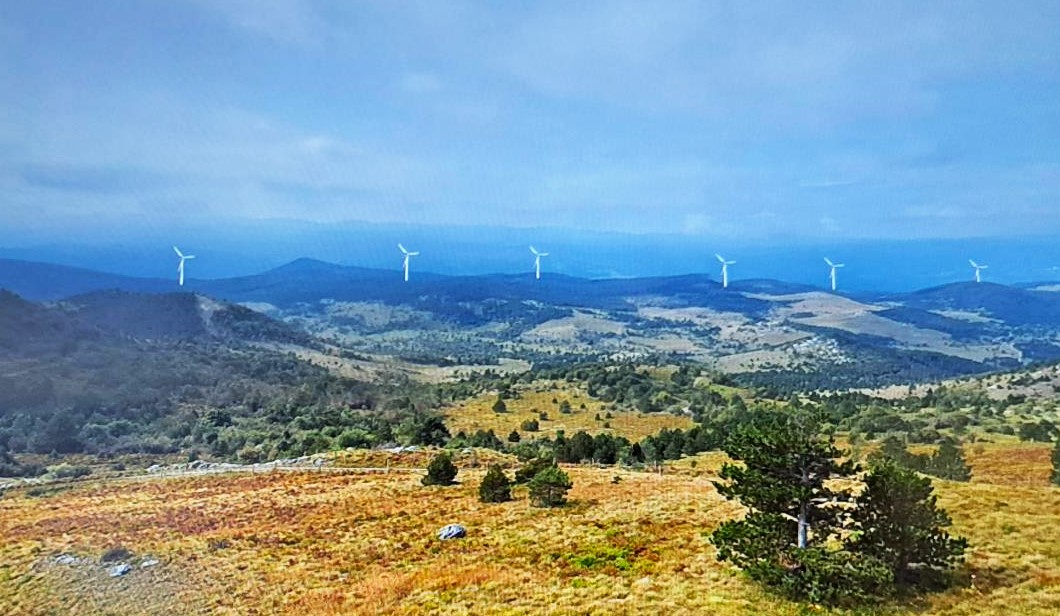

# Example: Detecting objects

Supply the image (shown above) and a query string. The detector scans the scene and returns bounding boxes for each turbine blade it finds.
[539,252,549,257]
[173,246,183,257]
[824,257,833,266]
[409,252,420,256]
[398,243,408,254]
[969,259,978,267]
[185,255,196,259]
[530,246,538,255]
[715,254,725,263]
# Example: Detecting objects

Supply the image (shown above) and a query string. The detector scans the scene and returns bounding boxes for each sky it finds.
[2,1,1060,248]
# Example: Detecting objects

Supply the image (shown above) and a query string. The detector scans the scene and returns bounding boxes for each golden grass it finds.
[1,443,1058,615]
[443,381,694,442]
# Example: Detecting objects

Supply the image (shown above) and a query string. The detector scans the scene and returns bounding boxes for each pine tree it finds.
[1051,438,1060,487]
[422,451,458,486]
[514,456,553,484]
[492,396,507,413]
[712,409,856,554]
[850,459,967,588]
[527,465,572,507]
[925,439,972,482]
[478,464,512,503]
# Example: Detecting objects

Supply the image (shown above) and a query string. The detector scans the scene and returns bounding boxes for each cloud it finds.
[188,0,330,46]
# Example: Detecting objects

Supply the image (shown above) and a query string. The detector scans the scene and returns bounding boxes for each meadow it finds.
[443,382,695,442]
[1,443,1058,615]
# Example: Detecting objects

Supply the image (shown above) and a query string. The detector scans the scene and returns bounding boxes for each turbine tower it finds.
[969,259,988,283]
[399,243,419,282]
[173,246,195,287]
[529,246,549,280]
[715,254,735,288]
[824,257,845,292]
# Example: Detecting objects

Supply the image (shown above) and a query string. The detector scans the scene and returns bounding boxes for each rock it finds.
[107,563,132,577]
[140,559,160,568]
[54,554,79,566]
[437,524,467,540]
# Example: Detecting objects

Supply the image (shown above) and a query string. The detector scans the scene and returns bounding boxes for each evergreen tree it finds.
[850,459,967,588]
[478,464,512,503]
[422,451,458,486]
[527,465,572,507]
[925,439,972,482]
[492,396,507,413]
[514,456,553,484]
[710,409,858,594]
[1051,438,1060,487]
[507,430,521,443]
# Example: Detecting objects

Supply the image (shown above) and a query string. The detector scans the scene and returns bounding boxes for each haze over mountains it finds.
[5,255,1060,390]
[4,224,1060,292]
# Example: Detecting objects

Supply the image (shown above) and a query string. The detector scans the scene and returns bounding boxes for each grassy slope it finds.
[1,444,1059,615]
[443,381,695,442]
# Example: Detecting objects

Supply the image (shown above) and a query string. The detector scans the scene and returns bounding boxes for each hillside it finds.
[0,291,392,461]
[5,258,1060,388]
[1,443,1057,615]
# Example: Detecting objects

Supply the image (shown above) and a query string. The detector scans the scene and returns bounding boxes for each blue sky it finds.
[2,1,1060,245]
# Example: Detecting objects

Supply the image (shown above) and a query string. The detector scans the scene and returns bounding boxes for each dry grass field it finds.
[443,382,695,442]
[1,443,1059,615]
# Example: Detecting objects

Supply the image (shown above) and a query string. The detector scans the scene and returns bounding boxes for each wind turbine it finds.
[969,259,988,283]
[529,246,549,280]
[399,243,419,282]
[715,254,735,288]
[173,246,195,287]
[824,257,845,292]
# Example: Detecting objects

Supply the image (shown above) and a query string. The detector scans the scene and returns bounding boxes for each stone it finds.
[437,524,467,540]
[140,559,160,568]
[107,563,132,577]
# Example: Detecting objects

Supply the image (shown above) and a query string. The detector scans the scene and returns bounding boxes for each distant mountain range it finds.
[5,256,1060,389]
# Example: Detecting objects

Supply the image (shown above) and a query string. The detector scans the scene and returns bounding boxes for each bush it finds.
[514,456,554,484]
[507,430,521,443]
[478,464,512,503]
[776,547,894,606]
[850,459,967,590]
[1051,439,1060,487]
[100,546,132,563]
[422,452,458,486]
[492,396,507,413]
[527,465,572,507]
[520,419,540,432]
[48,464,92,479]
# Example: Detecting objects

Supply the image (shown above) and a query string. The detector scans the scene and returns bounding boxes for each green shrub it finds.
[422,452,458,486]
[478,464,512,503]
[1050,439,1060,487]
[514,456,553,484]
[520,419,540,432]
[48,464,92,479]
[527,466,572,508]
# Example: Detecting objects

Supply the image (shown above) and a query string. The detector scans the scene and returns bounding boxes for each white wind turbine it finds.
[715,254,735,288]
[399,243,419,282]
[173,246,195,287]
[824,257,845,292]
[969,259,988,283]
[529,246,549,280]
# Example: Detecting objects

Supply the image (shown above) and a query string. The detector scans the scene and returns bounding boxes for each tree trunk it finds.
[797,504,809,549]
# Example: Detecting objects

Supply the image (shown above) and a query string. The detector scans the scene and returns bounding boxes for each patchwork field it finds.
[1,444,1058,615]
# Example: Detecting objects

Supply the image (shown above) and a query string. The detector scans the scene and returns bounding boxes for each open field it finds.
[443,383,695,441]
[1,444,1059,615]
